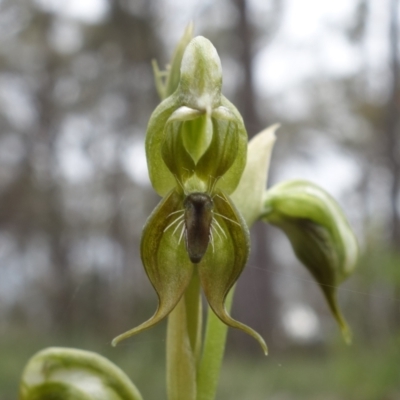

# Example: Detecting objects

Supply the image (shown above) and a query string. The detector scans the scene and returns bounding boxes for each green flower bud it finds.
[146,37,247,197]
[19,347,143,400]
[262,180,359,343]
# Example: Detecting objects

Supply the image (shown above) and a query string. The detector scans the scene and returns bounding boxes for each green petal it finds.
[113,190,194,346]
[19,347,143,400]
[161,103,246,194]
[146,94,180,196]
[214,97,248,194]
[161,108,197,186]
[262,180,359,343]
[198,190,268,355]
[181,113,213,164]
[231,124,278,226]
[195,107,239,186]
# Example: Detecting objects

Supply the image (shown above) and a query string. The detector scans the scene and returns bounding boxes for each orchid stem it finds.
[166,271,202,400]
[196,286,235,400]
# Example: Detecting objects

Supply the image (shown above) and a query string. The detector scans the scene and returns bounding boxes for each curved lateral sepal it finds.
[113,190,194,346]
[208,303,268,356]
[198,190,268,355]
[322,286,352,344]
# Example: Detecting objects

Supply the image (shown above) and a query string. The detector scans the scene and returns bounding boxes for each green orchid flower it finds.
[233,126,358,343]
[18,26,360,400]
[112,36,267,355]
[262,180,358,343]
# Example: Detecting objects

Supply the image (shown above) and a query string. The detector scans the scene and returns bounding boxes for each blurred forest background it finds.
[0,0,400,399]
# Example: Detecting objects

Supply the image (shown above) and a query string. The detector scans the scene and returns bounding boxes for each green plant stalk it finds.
[163,31,272,400]
[196,288,234,400]
[194,127,279,399]
[162,28,228,400]
[166,272,202,400]
[166,275,234,400]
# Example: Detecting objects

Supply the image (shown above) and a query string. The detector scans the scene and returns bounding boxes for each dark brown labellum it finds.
[184,192,213,263]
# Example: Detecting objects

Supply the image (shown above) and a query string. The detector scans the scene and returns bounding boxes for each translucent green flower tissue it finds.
[19,347,143,400]
[145,36,247,197]
[262,180,359,342]
[112,187,267,355]
[113,36,267,354]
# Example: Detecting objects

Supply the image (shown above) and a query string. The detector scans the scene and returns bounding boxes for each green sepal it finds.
[19,347,143,400]
[196,107,239,187]
[232,124,279,225]
[199,190,268,355]
[262,180,359,343]
[151,59,167,101]
[161,103,246,195]
[161,108,197,186]
[113,189,194,346]
[179,36,222,110]
[152,23,194,101]
[214,97,248,194]
[165,22,194,99]
[146,94,181,196]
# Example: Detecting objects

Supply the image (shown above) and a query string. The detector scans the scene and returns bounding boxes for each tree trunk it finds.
[385,0,400,247]
[232,0,279,352]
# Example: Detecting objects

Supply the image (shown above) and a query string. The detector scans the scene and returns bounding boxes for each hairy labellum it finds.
[184,192,213,263]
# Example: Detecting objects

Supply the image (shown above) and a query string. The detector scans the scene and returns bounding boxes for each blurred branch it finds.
[235,0,260,135]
